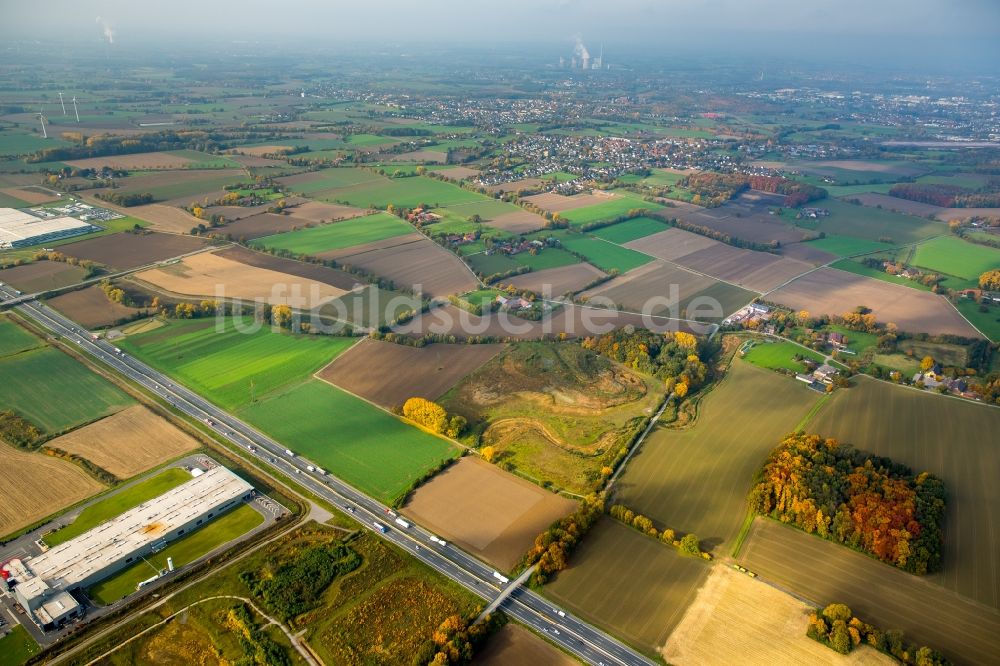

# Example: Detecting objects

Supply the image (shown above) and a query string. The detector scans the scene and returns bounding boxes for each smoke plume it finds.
[96,16,115,44]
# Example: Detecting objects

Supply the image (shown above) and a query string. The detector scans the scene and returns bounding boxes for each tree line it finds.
[608,504,710,558]
[520,493,605,585]
[808,602,949,665]
[581,327,712,396]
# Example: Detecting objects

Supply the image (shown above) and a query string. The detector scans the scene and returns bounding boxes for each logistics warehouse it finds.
[0,466,254,631]
[0,207,98,249]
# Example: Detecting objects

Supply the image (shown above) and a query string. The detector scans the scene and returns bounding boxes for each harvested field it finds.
[127,204,201,234]
[287,201,367,223]
[486,178,547,194]
[522,191,615,213]
[99,169,244,207]
[661,198,808,246]
[663,564,893,666]
[624,227,719,262]
[225,154,283,167]
[255,212,414,255]
[46,286,144,329]
[580,260,755,320]
[216,245,361,290]
[805,377,1000,610]
[477,624,577,666]
[317,338,503,409]
[394,303,714,340]
[768,267,981,337]
[505,263,607,296]
[486,210,549,234]
[389,149,447,162]
[935,207,1000,222]
[221,213,301,240]
[0,186,58,204]
[45,405,199,479]
[546,517,711,656]
[65,151,196,170]
[0,441,106,538]
[0,261,87,293]
[434,166,480,179]
[134,251,347,308]
[780,242,838,266]
[669,244,813,292]
[332,236,478,297]
[229,144,294,157]
[58,232,209,270]
[616,359,819,553]
[402,457,576,570]
[740,519,1000,666]
[846,193,944,217]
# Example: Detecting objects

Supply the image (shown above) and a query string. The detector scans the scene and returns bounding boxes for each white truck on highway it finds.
[372,521,388,534]
[429,535,448,546]
[394,517,410,529]
[284,449,294,457]
[492,571,510,585]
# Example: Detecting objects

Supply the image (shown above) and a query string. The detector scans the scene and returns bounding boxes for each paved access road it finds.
[1,287,654,666]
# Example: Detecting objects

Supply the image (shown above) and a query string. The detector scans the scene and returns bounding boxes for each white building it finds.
[1,467,253,631]
[0,208,97,249]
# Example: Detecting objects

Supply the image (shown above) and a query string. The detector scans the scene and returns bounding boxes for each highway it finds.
[0,286,655,666]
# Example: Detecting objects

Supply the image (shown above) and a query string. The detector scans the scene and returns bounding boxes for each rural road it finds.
[1,285,656,666]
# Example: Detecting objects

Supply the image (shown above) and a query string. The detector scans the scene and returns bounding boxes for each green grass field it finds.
[252,212,413,255]
[617,360,820,554]
[240,380,458,504]
[813,199,944,245]
[559,197,663,227]
[118,317,354,411]
[466,252,520,276]
[439,198,521,220]
[166,150,241,169]
[590,216,670,244]
[559,236,653,273]
[0,129,70,157]
[805,234,893,257]
[911,236,1000,287]
[955,298,1000,342]
[89,503,264,605]
[742,340,826,372]
[284,168,383,195]
[512,248,580,271]
[0,346,134,434]
[45,468,192,546]
[0,190,32,207]
[0,626,39,666]
[0,317,42,357]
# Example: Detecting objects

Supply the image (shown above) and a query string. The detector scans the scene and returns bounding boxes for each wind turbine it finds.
[71,96,80,123]
[58,92,67,115]
[36,112,48,139]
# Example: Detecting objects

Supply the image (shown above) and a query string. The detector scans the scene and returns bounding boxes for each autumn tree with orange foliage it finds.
[749,433,945,574]
[523,494,605,585]
[581,327,711,392]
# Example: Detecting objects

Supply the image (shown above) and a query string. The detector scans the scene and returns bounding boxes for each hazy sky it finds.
[2,0,998,68]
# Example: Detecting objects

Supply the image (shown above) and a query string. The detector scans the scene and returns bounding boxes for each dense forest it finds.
[749,433,946,574]
[581,328,713,396]
[890,182,1000,208]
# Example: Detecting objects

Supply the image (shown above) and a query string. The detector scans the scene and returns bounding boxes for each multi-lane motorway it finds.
[0,287,655,666]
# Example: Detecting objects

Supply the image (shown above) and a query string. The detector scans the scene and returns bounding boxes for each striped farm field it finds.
[240,379,459,504]
[803,376,1000,610]
[590,217,671,244]
[559,236,654,273]
[252,212,414,255]
[118,317,354,411]
[616,359,820,554]
[545,517,710,657]
[0,346,134,435]
[559,195,664,227]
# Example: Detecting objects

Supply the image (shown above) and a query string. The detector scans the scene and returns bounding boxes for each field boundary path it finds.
[83,595,319,666]
[606,390,675,488]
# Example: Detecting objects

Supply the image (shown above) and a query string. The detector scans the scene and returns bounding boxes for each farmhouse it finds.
[496,294,532,310]
[827,331,847,349]
[813,364,839,384]
[0,466,253,631]
[0,208,98,249]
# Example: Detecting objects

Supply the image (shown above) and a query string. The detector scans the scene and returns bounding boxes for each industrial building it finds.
[0,467,254,631]
[0,208,98,249]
